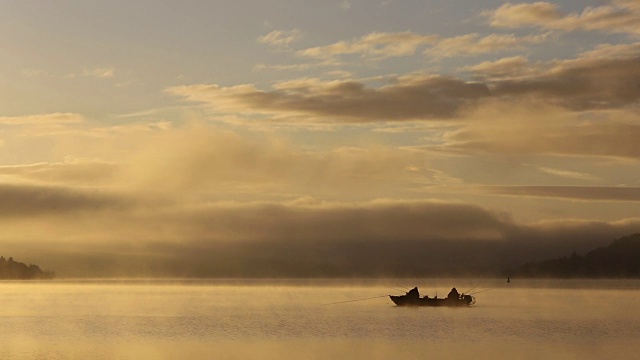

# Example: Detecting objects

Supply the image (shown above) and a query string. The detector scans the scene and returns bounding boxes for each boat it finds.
[389,287,475,307]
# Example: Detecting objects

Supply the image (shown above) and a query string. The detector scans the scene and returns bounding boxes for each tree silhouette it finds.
[0,256,54,279]
[509,233,640,278]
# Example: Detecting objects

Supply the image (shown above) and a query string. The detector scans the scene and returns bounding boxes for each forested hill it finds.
[510,233,640,278]
[0,256,55,279]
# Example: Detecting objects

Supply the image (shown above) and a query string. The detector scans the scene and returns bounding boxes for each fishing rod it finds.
[320,295,389,306]
[388,287,408,293]
[469,288,492,296]
[463,285,478,294]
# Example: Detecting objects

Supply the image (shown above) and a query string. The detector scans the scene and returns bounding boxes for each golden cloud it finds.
[298,31,437,60]
[426,32,551,59]
[169,41,640,125]
[487,1,640,35]
[257,29,303,47]
[462,56,532,79]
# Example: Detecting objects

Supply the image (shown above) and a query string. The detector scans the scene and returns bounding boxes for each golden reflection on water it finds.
[0,279,638,359]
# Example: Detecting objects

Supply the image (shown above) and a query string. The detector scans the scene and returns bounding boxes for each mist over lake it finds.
[1,279,638,359]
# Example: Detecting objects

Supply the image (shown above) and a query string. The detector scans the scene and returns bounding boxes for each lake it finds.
[0,279,638,359]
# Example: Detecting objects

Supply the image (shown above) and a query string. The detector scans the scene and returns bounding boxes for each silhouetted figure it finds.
[406,287,420,299]
[507,277,510,283]
[447,287,460,299]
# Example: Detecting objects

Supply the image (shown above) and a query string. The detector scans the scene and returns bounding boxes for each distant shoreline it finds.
[0,256,55,280]
[507,234,640,279]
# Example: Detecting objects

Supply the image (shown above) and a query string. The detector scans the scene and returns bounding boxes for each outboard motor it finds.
[463,294,475,306]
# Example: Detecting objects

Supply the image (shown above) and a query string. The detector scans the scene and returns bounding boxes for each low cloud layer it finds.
[481,185,640,202]
[4,192,637,277]
[1,122,639,277]
[444,112,640,159]
[0,183,128,217]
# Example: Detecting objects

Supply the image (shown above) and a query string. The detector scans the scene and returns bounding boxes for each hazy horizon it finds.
[2,0,640,277]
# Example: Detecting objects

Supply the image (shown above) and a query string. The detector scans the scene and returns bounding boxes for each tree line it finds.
[0,256,55,279]
[509,233,640,278]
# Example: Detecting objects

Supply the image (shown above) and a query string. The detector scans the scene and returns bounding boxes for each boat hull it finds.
[389,295,475,307]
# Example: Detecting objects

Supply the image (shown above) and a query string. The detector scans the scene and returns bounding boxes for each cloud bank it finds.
[4,189,637,277]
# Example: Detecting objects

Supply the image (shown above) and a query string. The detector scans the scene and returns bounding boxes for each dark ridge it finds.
[0,256,55,280]
[508,233,640,278]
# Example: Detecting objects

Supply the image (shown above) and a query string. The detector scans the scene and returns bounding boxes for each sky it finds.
[1,0,640,277]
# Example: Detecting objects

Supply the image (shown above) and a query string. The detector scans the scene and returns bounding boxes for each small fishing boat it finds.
[389,287,475,307]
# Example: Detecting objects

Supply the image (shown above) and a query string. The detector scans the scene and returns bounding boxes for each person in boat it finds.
[447,287,460,300]
[406,287,420,299]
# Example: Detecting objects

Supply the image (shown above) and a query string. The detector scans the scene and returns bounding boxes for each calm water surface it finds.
[0,279,639,359]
